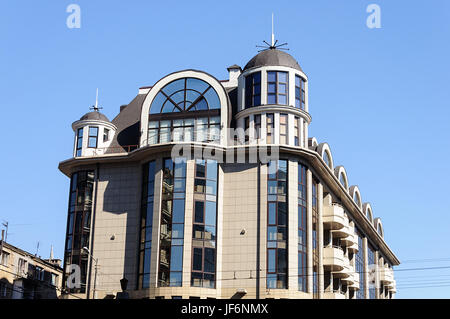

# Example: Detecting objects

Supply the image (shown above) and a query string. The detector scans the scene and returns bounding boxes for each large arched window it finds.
[150,78,220,114]
[148,77,221,145]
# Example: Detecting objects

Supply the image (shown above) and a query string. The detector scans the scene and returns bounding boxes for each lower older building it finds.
[58,43,399,299]
[0,241,63,299]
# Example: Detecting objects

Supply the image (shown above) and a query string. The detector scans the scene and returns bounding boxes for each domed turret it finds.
[71,91,117,157]
[235,45,310,148]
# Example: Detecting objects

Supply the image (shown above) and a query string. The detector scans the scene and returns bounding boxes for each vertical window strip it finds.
[76,128,83,156]
[192,159,218,288]
[312,178,319,297]
[294,117,300,146]
[266,113,274,144]
[63,170,95,294]
[279,114,288,144]
[355,230,365,299]
[254,114,261,141]
[368,245,376,299]
[158,158,187,287]
[295,75,306,110]
[267,159,288,289]
[298,163,307,292]
[138,161,156,289]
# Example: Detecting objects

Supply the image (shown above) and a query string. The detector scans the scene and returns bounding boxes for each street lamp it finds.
[82,246,98,299]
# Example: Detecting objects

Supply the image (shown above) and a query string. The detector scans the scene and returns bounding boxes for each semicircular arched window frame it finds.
[150,78,221,114]
[148,77,222,145]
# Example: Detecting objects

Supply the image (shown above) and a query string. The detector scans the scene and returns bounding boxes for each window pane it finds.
[268,249,276,273]
[172,199,185,223]
[170,246,183,272]
[205,201,216,226]
[204,248,215,273]
[278,72,287,82]
[88,137,97,148]
[89,127,98,136]
[193,248,203,271]
[268,203,276,225]
[268,72,276,82]
[195,201,204,223]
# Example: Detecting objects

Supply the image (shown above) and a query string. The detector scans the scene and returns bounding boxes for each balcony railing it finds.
[80,145,139,157]
[379,267,394,284]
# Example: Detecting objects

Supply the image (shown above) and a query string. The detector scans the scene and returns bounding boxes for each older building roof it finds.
[80,111,110,122]
[243,48,303,72]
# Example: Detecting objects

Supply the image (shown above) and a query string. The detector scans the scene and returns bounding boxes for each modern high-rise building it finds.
[58,43,399,299]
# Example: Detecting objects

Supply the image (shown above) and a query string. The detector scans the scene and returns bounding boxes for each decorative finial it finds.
[90,88,103,112]
[255,14,289,52]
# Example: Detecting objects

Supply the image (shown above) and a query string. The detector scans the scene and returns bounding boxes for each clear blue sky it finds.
[1,0,449,298]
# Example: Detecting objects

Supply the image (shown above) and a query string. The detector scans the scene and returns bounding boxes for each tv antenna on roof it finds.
[90,88,103,112]
[256,13,289,52]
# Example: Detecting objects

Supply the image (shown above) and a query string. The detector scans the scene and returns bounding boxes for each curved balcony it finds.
[333,258,351,279]
[331,216,351,239]
[323,246,345,272]
[323,204,346,230]
[324,291,346,299]
[380,267,394,284]
[341,225,357,247]
[348,271,361,290]
[341,263,356,285]
[388,280,396,293]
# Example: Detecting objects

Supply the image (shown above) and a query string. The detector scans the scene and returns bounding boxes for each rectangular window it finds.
[279,114,288,144]
[76,128,83,156]
[138,161,156,289]
[266,113,274,144]
[192,159,218,289]
[254,114,261,141]
[268,71,288,105]
[245,72,261,107]
[0,252,9,266]
[295,75,306,110]
[298,163,307,292]
[267,160,288,289]
[88,126,98,148]
[158,158,186,287]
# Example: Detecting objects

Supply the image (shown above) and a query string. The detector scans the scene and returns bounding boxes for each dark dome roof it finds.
[244,48,303,72]
[80,111,110,122]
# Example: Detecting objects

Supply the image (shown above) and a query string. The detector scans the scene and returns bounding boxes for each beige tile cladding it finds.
[90,162,141,293]
[220,163,259,298]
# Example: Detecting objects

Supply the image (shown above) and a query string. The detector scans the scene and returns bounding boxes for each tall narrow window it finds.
[138,161,156,289]
[103,128,110,142]
[88,127,98,148]
[267,159,288,289]
[192,159,218,288]
[268,71,288,105]
[244,117,250,144]
[63,170,95,294]
[368,244,376,299]
[245,72,261,107]
[158,159,186,287]
[355,229,365,299]
[76,128,83,156]
[266,113,274,144]
[312,178,319,298]
[298,163,307,292]
[148,121,159,145]
[294,117,300,146]
[279,114,288,144]
[254,114,261,141]
[295,75,306,110]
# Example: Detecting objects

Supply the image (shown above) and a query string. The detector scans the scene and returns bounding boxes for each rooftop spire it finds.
[90,88,103,112]
[256,14,289,52]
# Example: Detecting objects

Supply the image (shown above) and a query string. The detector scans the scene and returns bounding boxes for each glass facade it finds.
[298,163,307,292]
[63,170,95,293]
[267,160,288,289]
[355,229,365,299]
[192,159,218,288]
[267,71,288,105]
[158,158,187,287]
[138,161,156,289]
[245,72,261,107]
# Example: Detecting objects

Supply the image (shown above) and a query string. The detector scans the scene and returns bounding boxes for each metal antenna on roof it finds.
[90,88,103,112]
[255,14,289,52]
